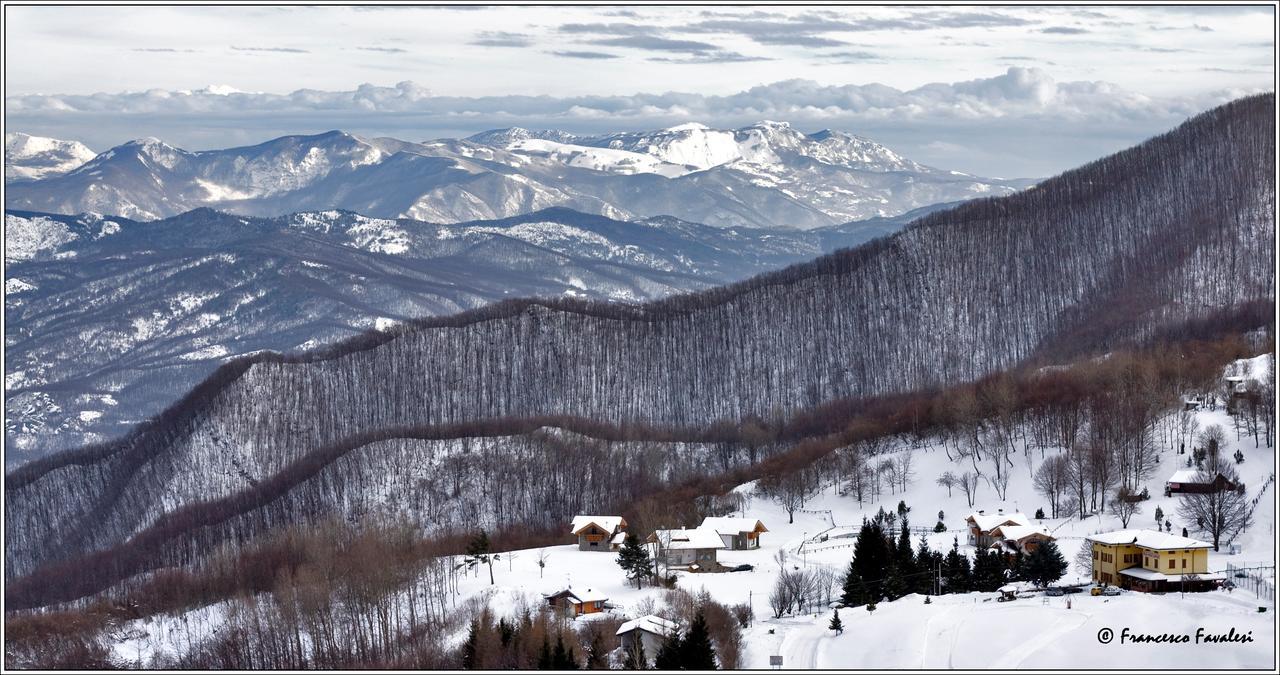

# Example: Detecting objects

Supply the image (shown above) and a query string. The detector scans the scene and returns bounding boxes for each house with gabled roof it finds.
[1165,469,1241,496]
[1087,529,1221,592]
[965,509,1030,548]
[699,517,769,550]
[647,527,724,569]
[617,614,678,663]
[544,587,610,618]
[570,515,627,552]
[987,523,1055,555]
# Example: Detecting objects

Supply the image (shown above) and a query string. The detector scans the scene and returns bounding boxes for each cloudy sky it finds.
[4,4,1274,177]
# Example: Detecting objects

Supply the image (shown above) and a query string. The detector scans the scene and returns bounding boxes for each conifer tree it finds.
[828,609,844,634]
[464,530,498,585]
[654,632,683,670]
[552,634,578,669]
[537,635,552,670]
[680,611,718,670]
[617,533,653,588]
[1021,541,1068,587]
[461,619,480,669]
[839,560,864,607]
[943,537,972,593]
[586,630,608,669]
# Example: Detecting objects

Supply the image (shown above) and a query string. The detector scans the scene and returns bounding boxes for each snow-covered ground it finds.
[108,357,1276,667]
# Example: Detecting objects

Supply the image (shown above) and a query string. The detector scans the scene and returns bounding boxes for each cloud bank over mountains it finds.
[6,68,1259,177]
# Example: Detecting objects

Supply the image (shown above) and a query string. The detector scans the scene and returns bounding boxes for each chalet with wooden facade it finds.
[965,510,1031,548]
[544,588,610,618]
[1165,470,1241,496]
[1087,529,1221,592]
[987,523,1055,555]
[647,527,724,569]
[699,517,769,550]
[570,515,627,552]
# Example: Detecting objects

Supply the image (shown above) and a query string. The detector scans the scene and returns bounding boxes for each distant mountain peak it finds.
[8,120,1030,227]
[663,122,711,132]
[5,132,97,183]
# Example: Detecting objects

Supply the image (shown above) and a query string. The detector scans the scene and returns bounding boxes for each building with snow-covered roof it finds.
[699,516,769,550]
[1087,529,1218,592]
[570,515,628,552]
[647,527,725,569]
[544,587,610,618]
[1165,469,1241,496]
[987,523,1055,555]
[965,510,1031,548]
[617,615,678,663]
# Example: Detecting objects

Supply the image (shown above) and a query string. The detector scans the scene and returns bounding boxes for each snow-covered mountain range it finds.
[4,123,1031,228]
[4,204,933,461]
[4,132,96,183]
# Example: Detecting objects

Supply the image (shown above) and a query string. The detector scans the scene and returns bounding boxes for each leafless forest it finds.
[4,94,1275,631]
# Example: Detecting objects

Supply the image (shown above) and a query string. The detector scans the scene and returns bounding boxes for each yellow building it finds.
[1087,529,1220,592]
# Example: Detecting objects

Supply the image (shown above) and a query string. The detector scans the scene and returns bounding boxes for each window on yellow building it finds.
[1168,559,1175,569]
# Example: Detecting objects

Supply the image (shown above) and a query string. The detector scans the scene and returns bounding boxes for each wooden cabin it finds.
[965,510,1030,548]
[988,523,1055,555]
[544,588,610,618]
[1165,470,1241,496]
[570,515,628,552]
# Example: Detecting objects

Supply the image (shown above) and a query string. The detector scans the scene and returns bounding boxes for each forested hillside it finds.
[5,94,1274,596]
[5,205,914,461]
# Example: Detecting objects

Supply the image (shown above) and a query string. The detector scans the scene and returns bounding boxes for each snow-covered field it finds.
[109,357,1276,668]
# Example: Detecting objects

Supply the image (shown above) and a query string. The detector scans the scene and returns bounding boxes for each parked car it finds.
[1090,587,1103,596]
[1235,572,1248,579]
[728,564,754,573]
[1061,586,1083,594]
[1045,588,1065,597]
[1102,587,1123,596]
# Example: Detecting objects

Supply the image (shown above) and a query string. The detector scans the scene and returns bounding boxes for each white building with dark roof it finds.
[699,517,769,550]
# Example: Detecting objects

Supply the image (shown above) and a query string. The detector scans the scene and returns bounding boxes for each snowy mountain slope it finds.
[4,95,1272,588]
[5,123,1028,228]
[46,357,1280,669]
[3,206,918,461]
[4,132,96,183]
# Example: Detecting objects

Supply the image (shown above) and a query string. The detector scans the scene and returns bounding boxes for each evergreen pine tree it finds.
[972,548,1006,592]
[851,520,891,600]
[1021,541,1068,587]
[884,562,907,601]
[654,632,683,670]
[617,533,654,588]
[839,559,864,606]
[828,609,844,634]
[498,618,514,647]
[680,611,718,670]
[537,635,552,670]
[465,530,497,584]
[461,619,480,669]
[943,537,972,593]
[915,537,939,595]
[586,630,608,669]
[552,633,578,669]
